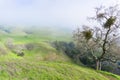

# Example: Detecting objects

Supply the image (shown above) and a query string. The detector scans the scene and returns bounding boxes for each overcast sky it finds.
[0,0,119,27]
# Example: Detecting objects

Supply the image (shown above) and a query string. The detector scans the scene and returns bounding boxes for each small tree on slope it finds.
[73,5,120,70]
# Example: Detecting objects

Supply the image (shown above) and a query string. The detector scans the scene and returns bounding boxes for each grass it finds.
[0,26,119,80]
[0,61,119,80]
[0,40,119,80]
[98,71,120,80]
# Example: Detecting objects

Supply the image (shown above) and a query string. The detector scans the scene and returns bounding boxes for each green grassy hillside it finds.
[0,26,119,80]
[0,61,120,80]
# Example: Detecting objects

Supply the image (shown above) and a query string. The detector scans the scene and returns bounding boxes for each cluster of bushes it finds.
[52,41,120,75]
[5,39,25,56]
[52,41,93,65]
[5,38,35,56]
[0,25,12,33]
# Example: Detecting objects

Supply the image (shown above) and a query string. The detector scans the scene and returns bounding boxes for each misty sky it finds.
[0,0,119,27]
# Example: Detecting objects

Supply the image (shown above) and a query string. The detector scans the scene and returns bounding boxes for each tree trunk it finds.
[99,61,101,70]
[96,60,101,70]
[96,60,99,70]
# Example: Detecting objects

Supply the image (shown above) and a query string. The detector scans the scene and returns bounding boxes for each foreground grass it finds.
[0,27,119,80]
[0,60,119,80]
[0,39,118,80]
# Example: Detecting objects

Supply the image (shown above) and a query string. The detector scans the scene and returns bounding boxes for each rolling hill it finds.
[0,25,119,80]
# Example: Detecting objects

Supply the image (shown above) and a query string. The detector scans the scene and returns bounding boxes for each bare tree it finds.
[73,5,120,70]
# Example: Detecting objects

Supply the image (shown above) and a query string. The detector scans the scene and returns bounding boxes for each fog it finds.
[0,0,118,27]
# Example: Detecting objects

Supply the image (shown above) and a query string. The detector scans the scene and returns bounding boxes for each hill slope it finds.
[0,60,120,80]
[0,41,119,80]
[0,26,119,80]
